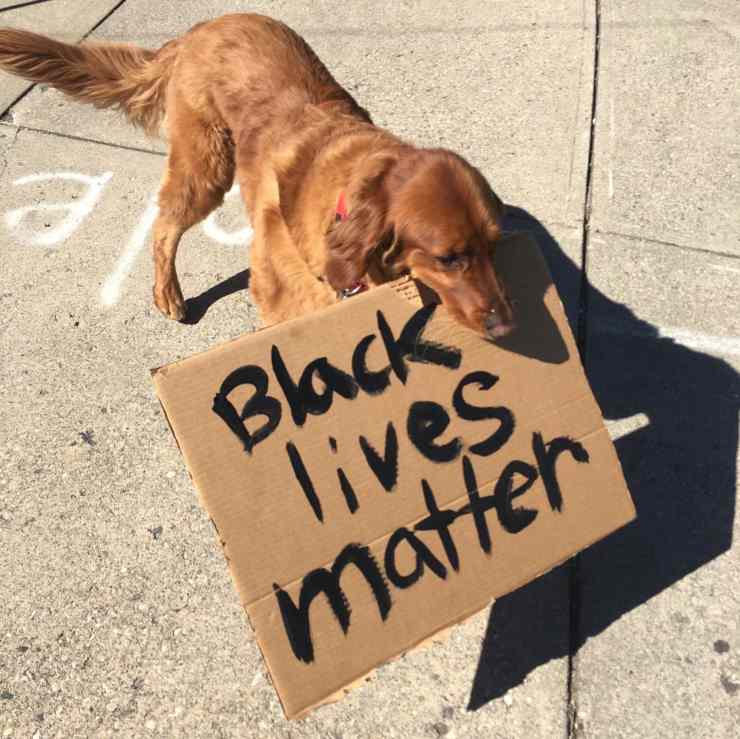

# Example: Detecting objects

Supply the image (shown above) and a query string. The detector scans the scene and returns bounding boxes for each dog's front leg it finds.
[248,194,337,326]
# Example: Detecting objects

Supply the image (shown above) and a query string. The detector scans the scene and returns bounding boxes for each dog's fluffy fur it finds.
[0,14,514,336]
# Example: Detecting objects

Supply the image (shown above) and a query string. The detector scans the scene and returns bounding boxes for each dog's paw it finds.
[153,281,186,321]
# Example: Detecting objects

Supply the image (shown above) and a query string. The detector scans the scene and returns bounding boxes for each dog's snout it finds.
[484,304,515,340]
[483,290,516,339]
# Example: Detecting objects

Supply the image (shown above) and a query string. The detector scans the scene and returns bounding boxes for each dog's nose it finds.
[484,308,515,339]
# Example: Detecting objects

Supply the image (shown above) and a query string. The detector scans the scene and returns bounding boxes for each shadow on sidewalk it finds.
[182,268,250,325]
[468,206,739,710]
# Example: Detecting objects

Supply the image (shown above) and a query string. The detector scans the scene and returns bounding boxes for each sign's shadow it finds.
[468,207,739,709]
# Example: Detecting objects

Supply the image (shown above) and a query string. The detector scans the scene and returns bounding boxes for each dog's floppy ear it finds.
[325,199,392,289]
[324,156,401,290]
[466,161,506,239]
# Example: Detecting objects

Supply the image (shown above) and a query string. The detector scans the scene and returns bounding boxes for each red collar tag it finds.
[335,191,348,222]
[333,191,367,298]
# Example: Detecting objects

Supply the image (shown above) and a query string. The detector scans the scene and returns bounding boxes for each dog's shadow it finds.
[490,234,570,364]
[468,207,739,709]
[182,269,250,325]
[415,235,570,365]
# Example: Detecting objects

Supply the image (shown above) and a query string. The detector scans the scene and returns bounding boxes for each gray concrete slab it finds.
[0,0,124,116]
[573,233,740,738]
[4,2,738,737]
[591,1,740,253]
[7,0,594,227]
[0,127,573,737]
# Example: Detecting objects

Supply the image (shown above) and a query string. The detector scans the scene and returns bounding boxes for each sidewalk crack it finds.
[0,1,56,15]
[0,121,165,157]
[0,125,20,181]
[593,228,740,260]
[569,1,602,737]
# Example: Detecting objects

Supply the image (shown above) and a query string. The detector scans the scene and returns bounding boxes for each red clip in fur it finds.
[335,191,348,222]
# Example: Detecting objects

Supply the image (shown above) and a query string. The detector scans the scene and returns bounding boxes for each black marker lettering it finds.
[307,358,359,408]
[352,334,391,395]
[407,401,462,463]
[384,527,448,588]
[452,370,515,456]
[327,436,359,513]
[273,543,391,663]
[456,455,497,553]
[397,303,463,369]
[415,480,460,571]
[337,468,359,513]
[212,365,282,453]
[377,304,462,385]
[494,460,539,533]
[271,346,305,424]
[377,309,410,384]
[272,346,359,426]
[359,421,399,491]
[286,442,323,522]
[532,433,590,512]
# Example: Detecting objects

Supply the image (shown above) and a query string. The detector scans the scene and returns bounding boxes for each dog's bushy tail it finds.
[0,29,178,134]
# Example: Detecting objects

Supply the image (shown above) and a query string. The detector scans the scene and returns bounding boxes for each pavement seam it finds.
[592,228,740,261]
[563,0,590,225]
[0,121,165,157]
[79,0,129,42]
[0,73,37,119]
[0,0,55,14]
[569,0,602,737]
[0,124,20,181]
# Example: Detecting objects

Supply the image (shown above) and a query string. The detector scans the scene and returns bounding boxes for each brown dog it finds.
[0,13,514,338]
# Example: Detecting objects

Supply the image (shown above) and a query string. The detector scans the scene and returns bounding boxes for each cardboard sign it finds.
[151,234,635,718]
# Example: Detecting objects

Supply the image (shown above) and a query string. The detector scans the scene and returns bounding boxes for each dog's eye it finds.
[436,254,459,268]
[436,253,470,271]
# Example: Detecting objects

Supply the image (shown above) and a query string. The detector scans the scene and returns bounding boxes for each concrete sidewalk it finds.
[0,1,737,737]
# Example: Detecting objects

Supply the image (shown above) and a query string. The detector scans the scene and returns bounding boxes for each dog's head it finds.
[325,148,514,339]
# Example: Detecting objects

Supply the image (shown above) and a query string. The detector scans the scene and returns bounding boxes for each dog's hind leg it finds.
[151,102,235,320]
